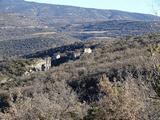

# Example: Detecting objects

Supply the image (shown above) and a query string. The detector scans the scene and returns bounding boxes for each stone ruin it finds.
[73,52,81,59]
[51,48,92,66]
[24,47,92,75]
[56,54,61,59]
[84,48,92,54]
[31,57,51,71]
[24,57,51,75]
[69,48,92,60]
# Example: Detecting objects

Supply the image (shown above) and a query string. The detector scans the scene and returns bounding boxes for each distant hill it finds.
[0,0,159,25]
[0,0,159,40]
[64,20,160,40]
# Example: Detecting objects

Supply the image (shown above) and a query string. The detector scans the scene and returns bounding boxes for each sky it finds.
[26,0,160,15]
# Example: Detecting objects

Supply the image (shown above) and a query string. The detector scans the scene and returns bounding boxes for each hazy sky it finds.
[25,0,160,15]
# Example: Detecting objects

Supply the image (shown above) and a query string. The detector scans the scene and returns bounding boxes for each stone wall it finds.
[28,57,51,72]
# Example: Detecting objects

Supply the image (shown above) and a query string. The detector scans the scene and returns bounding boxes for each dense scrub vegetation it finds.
[1,0,160,43]
[1,34,160,119]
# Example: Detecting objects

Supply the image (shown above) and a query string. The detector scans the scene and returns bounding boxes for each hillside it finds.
[0,0,159,24]
[0,0,160,41]
[64,20,160,40]
[1,0,160,119]
[0,34,160,119]
[0,33,80,60]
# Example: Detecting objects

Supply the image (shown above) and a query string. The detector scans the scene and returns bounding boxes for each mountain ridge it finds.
[0,0,159,24]
[24,0,160,18]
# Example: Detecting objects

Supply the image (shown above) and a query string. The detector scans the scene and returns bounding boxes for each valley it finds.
[1,0,160,119]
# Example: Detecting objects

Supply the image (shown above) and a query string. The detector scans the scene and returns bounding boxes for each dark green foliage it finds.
[0,93,11,113]
[68,75,105,103]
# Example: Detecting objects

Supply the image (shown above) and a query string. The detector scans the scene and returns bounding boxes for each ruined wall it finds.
[27,57,51,72]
